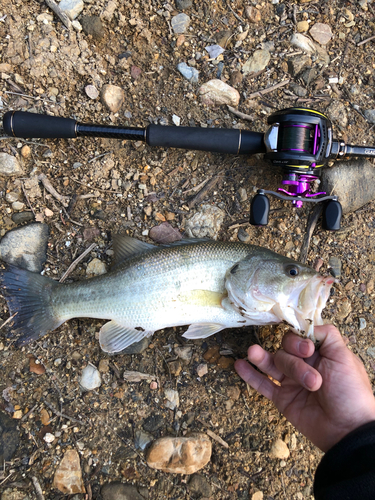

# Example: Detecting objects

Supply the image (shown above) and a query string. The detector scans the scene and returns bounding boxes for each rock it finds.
[227,386,241,401]
[199,79,240,107]
[176,0,192,10]
[0,412,19,463]
[149,222,182,244]
[59,0,84,20]
[29,356,46,374]
[0,154,22,177]
[131,65,142,80]
[242,49,270,75]
[143,414,165,433]
[121,337,150,354]
[269,439,290,460]
[146,434,212,474]
[230,70,243,86]
[287,55,312,77]
[367,347,375,358]
[359,318,367,330]
[85,84,99,99]
[237,227,251,243]
[188,474,212,497]
[185,204,225,239]
[252,492,264,500]
[326,101,348,129]
[134,429,153,451]
[52,449,85,494]
[174,345,193,364]
[172,114,181,126]
[102,0,117,21]
[177,62,199,83]
[309,23,333,45]
[101,84,125,113]
[164,388,179,410]
[215,30,232,48]
[5,192,19,203]
[171,13,190,34]
[364,109,375,124]
[80,15,104,40]
[86,258,107,276]
[98,359,110,373]
[169,360,182,376]
[20,145,31,158]
[79,363,102,391]
[290,83,307,97]
[297,20,309,32]
[0,223,49,272]
[337,298,352,321]
[245,6,261,23]
[205,44,225,59]
[101,483,147,500]
[11,212,35,224]
[11,201,24,211]
[321,159,375,214]
[290,33,316,53]
[196,363,208,377]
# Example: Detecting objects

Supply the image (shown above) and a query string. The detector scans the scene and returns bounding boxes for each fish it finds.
[0,235,335,353]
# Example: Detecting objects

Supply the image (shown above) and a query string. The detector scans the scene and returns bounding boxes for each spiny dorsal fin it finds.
[112,235,156,266]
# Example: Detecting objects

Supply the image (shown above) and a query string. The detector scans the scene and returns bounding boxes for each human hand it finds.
[235,324,375,452]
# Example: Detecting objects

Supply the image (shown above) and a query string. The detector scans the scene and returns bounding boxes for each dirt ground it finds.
[1,0,375,498]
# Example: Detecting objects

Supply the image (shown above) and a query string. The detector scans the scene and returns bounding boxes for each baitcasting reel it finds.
[4,107,375,230]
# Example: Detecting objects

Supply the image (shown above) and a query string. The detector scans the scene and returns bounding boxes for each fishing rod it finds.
[3,107,375,230]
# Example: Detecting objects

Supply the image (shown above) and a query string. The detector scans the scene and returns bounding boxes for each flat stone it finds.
[185,204,225,239]
[242,49,270,75]
[149,222,182,244]
[215,30,232,48]
[79,363,102,391]
[0,223,49,272]
[196,363,208,377]
[0,412,19,463]
[143,414,165,433]
[205,44,225,59]
[59,0,84,20]
[146,434,212,474]
[245,5,261,23]
[0,154,22,177]
[199,79,240,107]
[177,62,199,83]
[174,345,193,364]
[175,0,192,10]
[326,101,348,128]
[101,84,125,113]
[120,337,150,354]
[131,65,142,80]
[309,23,333,45]
[321,159,375,214]
[164,388,179,410]
[252,492,264,500]
[171,13,190,34]
[364,109,375,124]
[11,212,35,224]
[85,84,99,100]
[269,439,290,460]
[134,429,153,451]
[287,55,312,77]
[52,449,85,494]
[188,474,212,497]
[101,483,147,500]
[80,15,104,40]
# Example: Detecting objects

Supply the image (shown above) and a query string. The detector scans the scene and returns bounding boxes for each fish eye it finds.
[285,264,299,277]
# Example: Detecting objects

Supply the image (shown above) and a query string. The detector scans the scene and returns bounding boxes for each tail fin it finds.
[0,264,63,346]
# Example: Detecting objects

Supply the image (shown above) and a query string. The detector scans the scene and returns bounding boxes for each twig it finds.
[357,35,375,46]
[247,79,290,99]
[71,177,122,194]
[299,204,323,263]
[21,403,39,421]
[31,476,45,500]
[38,173,69,207]
[43,400,88,426]
[88,152,112,164]
[227,106,256,121]
[225,0,245,23]
[187,174,221,208]
[45,0,72,30]
[4,91,39,100]
[197,418,229,448]
[59,243,97,283]
[0,312,18,331]
[21,181,36,215]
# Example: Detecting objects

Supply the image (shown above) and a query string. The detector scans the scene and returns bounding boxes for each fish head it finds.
[225,249,336,338]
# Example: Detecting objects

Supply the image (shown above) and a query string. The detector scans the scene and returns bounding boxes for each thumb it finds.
[314,324,350,359]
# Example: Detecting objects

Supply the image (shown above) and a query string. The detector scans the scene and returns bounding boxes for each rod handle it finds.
[3,111,77,138]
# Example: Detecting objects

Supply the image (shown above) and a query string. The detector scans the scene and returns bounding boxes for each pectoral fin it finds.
[182,322,226,339]
[99,321,153,353]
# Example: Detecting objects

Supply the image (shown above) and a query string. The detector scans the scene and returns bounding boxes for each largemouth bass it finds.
[0,236,335,353]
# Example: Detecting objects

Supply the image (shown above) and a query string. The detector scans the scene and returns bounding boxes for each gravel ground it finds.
[0,0,375,498]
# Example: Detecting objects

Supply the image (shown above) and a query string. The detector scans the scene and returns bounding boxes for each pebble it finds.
[174,345,193,364]
[199,79,240,107]
[252,492,264,500]
[242,49,270,75]
[131,65,142,80]
[79,363,102,391]
[367,347,375,358]
[120,337,151,354]
[0,223,49,272]
[176,0,192,9]
[205,44,225,59]
[0,411,19,463]
[11,201,24,211]
[321,159,375,214]
[44,432,55,443]
[326,101,348,129]
[80,15,104,40]
[172,114,181,126]
[52,449,86,494]
[5,192,19,203]
[29,357,46,374]
[215,30,232,48]
[245,5,261,23]
[146,434,212,474]
[101,483,147,500]
[238,187,247,202]
[196,363,208,377]
[86,258,107,276]
[149,222,182,244]
[143,414,165,433]
[297,20,309,33]
[269,439,290,460]
[98,359,110,373]
[188,474,212,497]
[134,429,153,451]
[85,84,99,100]
[287,55,312,77]
[237,227,251,243]
[185,204,225,239]
[177,62,199,83]
[164,388,180,410]
[359,318,367,330]
[101,84,125,113]
[171,13,190,34]
[290,82,307,97]
[309,23,333,45]
[20,145,31,158]
[11,211,35,224]
[58,0,84,20]
[0,153,23,177]
[290,33,316,54]
[337,299,352,321]
[364,109,375,124]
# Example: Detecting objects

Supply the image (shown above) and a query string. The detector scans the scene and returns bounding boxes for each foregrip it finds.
[3,111,77,138]
[147,124,265,155]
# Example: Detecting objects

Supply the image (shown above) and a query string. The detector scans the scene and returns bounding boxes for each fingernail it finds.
[303,371,316,390]
[298,340,310,357]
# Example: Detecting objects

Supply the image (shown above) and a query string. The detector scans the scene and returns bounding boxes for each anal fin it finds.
[99,321,153,353]
[182,322,226,340]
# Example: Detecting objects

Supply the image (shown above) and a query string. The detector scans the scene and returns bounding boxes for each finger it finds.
[234,359,279,401]
[282,332,315,358]
[247,344,284,382]
[274,350,322,391]
[314,324,351,359]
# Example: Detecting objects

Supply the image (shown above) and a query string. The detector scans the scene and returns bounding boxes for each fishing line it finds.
[278,124,313,153]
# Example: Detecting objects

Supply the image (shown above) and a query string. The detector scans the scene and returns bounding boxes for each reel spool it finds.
[251,108,342,230]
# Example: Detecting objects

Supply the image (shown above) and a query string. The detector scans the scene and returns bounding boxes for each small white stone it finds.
[172,114,181,126]
[85,85,99,100]
[44,432,55,443]
[12,201,25,211]
[59,0,84,20]
[79,363,102,391]
[86,258,107,276]
[164,388,179,410]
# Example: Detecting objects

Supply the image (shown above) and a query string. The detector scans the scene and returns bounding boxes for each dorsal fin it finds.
[112,235,156,266]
